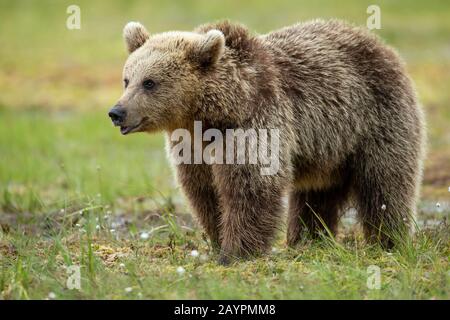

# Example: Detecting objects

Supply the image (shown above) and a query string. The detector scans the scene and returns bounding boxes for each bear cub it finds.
[109,20,424,265]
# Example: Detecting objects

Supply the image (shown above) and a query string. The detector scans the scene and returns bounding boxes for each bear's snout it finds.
[108,105,126,126]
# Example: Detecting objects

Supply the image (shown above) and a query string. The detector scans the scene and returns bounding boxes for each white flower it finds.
[176,266,186,275]
[140,232,150,240]
[125,287,133,293]
[60,209,65,214]
[381,204,387,211]
[119,263,125,268]
[95,225,100,230]
[48,292,57,299]
[110,228,116,233]
[436,202,441,208]
[190,250,199,258]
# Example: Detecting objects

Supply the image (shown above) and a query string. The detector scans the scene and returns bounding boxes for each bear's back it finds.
[261,19,407,99]
[261,20,420,167]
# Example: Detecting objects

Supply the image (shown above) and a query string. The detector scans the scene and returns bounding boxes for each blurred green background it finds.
[0,0,449,300]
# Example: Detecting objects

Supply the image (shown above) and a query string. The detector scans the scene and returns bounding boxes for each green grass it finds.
[0,109,172,207]
[1,190,448,299]
[0,0,449,299]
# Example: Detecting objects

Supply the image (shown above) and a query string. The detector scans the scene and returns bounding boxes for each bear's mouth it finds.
[120,118,147,135]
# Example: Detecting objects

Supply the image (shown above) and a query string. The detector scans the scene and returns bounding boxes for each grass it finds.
[0,0,449,299]
[1,195,448,299]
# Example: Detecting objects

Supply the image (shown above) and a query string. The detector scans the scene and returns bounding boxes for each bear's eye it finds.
[142,79,156,90]
[124,79,129,88]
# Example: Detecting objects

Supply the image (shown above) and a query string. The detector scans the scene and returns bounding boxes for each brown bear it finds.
[109,20,425,264]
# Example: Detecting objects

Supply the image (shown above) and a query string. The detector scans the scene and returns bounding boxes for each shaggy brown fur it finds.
[112,20,425,264]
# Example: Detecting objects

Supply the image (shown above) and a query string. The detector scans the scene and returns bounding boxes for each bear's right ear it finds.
[123,22,150,53]
[188,30,225,68]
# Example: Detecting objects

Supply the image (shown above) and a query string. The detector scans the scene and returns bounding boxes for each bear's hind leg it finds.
[287,187,349,246]
[354,150,418,249]
[355,181,414,249]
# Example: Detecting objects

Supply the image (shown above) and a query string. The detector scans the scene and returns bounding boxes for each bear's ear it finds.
[191,30,225,68]
[123,22,150,53]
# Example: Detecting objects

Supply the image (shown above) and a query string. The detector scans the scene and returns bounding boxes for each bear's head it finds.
[108,22,225,135]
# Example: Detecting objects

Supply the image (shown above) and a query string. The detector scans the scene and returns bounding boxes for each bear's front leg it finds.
[212,164,285,264]
[176,163,222,251]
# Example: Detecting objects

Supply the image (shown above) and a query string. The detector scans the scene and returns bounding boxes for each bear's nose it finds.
[108,106,126,125]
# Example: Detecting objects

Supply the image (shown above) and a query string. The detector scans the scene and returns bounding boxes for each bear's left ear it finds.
[191,30,225,68]
[123,22,150,53]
